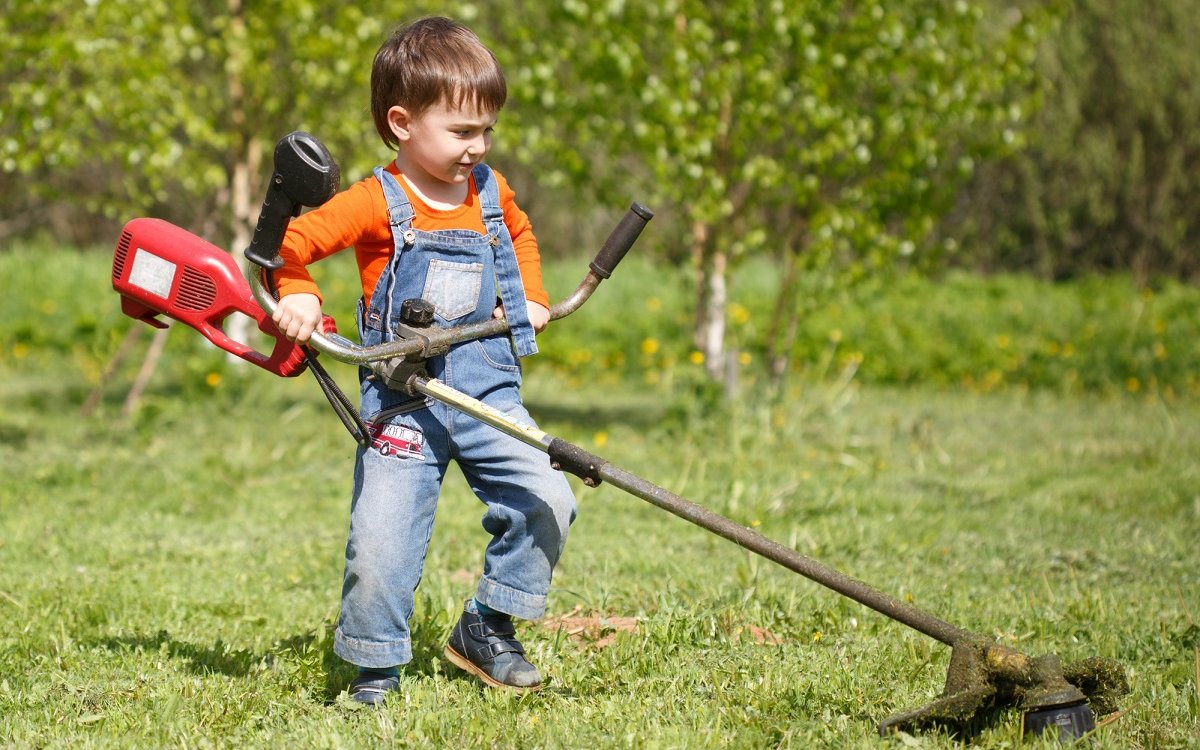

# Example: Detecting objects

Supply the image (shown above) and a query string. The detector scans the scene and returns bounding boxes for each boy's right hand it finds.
[272,292,324,344]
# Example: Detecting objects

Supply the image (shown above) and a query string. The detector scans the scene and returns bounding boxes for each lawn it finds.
[0,246,1197,748]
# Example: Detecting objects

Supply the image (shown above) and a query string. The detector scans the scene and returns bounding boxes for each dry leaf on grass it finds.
[540,605,639,649]
[744,625,783,645]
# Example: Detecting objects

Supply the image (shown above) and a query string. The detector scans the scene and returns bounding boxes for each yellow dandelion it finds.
[1126,377,1140,393]
[738,352,752,366]
[813,631,823,642]
[829,329,843,343]
[750,519,761,528]
[594,431,608,448]
[688,350,705,365]
[995,334,1010,349]
[12,342,29,359]
[640,338,659,355]
[729,303,751,325]
[205,372,222,388]
[646,297,662,312]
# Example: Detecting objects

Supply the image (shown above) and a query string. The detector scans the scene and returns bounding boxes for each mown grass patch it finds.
[0,246,1197,747]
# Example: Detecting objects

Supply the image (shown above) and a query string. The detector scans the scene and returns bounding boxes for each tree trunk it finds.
[702,248,728,381]
[689,220,729,382]
[224,0,255,353]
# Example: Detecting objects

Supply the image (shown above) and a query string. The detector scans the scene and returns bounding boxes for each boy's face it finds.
[388,99,497,193]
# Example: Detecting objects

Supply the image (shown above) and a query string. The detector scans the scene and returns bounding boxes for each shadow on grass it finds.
[90,616,480,705]
[91,628,349,703]
[94,630,269,677]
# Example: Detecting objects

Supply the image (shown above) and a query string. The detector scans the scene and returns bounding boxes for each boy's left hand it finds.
[493,301,551,333]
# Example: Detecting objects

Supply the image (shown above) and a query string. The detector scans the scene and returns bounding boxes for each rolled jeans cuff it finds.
[333,628,412,668]
[475,575,548,620]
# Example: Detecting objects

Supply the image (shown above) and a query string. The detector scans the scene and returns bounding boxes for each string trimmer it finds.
[110,133,1127,741]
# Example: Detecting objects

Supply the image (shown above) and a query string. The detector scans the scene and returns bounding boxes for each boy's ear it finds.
[386,106,412,143]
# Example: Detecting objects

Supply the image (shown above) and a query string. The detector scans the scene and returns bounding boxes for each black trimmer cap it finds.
[1022,700,1097,741]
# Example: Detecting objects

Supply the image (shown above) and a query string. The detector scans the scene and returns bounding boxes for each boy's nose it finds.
[468,134,490,155]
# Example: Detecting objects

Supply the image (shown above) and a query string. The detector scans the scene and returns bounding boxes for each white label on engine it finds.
[129,248,177,299]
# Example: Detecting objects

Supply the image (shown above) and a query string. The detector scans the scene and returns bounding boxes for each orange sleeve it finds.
[274,177,391,303]
[493,170,549,309]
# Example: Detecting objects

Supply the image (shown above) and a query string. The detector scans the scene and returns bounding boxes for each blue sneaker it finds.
[444,601,542,691]
[348,671,400,705]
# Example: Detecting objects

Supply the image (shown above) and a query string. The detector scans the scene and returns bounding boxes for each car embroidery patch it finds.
[367,421,425,460]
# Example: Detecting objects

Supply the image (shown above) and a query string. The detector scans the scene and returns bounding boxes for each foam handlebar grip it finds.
[244,132,341,271]
[244,181,293,271]
[589,203,654,279]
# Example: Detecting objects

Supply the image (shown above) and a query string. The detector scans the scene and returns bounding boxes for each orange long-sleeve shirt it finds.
[274,162,548,309]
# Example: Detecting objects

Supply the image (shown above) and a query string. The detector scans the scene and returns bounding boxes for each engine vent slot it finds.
[113,231,133,281]
[176,267,218,311]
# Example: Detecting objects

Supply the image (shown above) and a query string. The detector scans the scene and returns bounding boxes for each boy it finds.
[271,16,576,704]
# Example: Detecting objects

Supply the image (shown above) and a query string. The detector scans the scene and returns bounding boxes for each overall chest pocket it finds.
[421,259,484,321]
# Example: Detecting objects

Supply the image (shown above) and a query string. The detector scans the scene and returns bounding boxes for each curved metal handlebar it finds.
[250,202,653,366]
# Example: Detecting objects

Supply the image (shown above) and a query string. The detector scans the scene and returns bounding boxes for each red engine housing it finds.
[111,217,308,377]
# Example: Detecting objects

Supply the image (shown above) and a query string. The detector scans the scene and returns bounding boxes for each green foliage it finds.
[0,1,461,242]
[951,0,1200,281]
[4,245,1196,409]
[534,251,1200,401]
[496,0,1044,263]
[787,271,1200,400]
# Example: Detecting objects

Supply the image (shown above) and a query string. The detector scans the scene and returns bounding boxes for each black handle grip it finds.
[589,202,654,279]
[245,132,341,271]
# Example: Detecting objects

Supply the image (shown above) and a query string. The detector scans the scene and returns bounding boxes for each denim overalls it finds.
[332,165,577,669]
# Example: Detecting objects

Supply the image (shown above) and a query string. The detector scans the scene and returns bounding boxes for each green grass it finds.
[0,246,1197,747]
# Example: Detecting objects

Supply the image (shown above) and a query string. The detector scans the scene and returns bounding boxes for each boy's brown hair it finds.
[371,17,508,150]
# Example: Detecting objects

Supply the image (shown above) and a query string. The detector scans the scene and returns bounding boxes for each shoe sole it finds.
[349,690,389,706]
[443,645,543,692]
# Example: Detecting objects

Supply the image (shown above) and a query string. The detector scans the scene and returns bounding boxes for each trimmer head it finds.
[878,636,1128,741]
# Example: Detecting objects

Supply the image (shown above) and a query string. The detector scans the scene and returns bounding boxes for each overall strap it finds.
[472,163,538,357]
[371,167,417,332]
[374,166,416,234]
